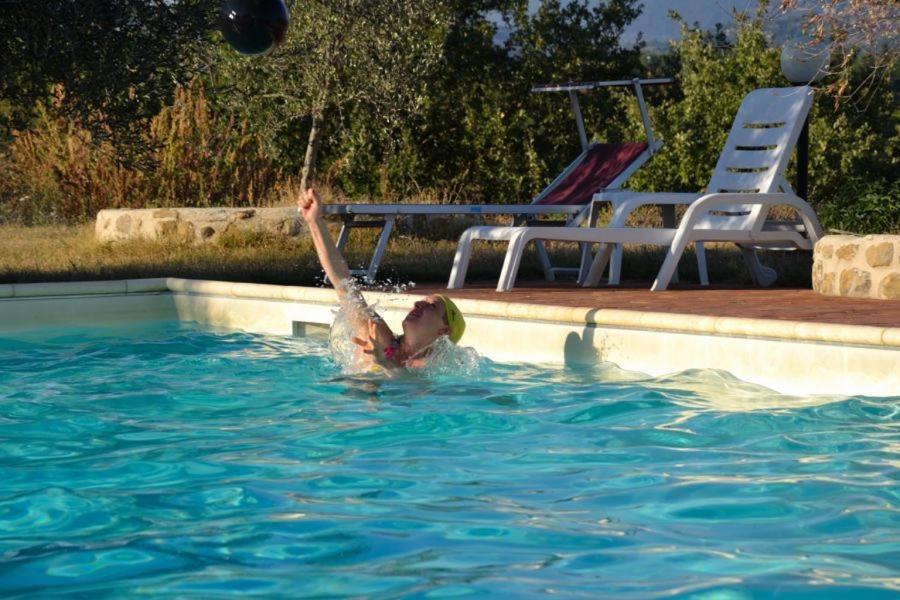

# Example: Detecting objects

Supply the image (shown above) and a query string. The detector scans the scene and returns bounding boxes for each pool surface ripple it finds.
[0,322,898,598]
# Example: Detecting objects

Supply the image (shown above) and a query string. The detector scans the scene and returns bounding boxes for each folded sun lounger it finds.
[322,78,673,282]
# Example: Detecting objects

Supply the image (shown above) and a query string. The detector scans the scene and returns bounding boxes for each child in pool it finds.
[298,189,465,371]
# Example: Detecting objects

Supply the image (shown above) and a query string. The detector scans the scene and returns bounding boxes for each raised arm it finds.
[298,189,373,335]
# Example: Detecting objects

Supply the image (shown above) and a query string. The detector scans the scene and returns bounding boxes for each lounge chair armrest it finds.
[322,204,583,216]
[593,192,703,227]
[690,192,812,213]
[592,191,701,204]
[685,192,824,239]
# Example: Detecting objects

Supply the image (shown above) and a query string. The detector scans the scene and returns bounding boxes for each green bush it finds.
[817,178,900,234]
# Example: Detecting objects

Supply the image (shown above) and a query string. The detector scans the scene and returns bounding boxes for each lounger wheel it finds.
[740,247,778,287]
[756,265,777,287]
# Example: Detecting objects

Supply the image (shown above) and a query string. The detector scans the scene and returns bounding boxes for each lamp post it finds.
[780,39,830,200]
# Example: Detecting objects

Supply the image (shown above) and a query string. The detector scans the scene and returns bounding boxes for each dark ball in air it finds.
[220,0,289,57]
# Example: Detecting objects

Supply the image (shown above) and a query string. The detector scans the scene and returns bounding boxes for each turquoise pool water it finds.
[1,321,898,598]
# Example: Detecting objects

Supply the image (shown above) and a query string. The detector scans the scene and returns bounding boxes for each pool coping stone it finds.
[2,277,897,349]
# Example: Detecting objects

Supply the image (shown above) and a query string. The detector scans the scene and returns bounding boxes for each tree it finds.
[776,0,899,99]
[327,0,643,202]
[213,0,450,190]
[504,0,643,182]
[0,0,216,148]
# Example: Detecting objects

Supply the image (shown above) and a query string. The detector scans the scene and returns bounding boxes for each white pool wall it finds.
[0,279,174,332]
[1,278,898,397]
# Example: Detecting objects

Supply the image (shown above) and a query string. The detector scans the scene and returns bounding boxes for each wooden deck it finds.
[408,281,900,328]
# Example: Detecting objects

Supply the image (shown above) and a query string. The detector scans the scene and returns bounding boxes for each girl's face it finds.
[401,295,449,343]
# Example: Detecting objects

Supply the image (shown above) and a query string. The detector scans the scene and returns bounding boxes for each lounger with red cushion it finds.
[322,78,672,283]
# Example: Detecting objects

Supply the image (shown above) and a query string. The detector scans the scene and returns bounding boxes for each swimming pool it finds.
[2,321,898,597]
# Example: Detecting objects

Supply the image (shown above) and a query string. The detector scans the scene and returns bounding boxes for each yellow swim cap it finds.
[437,294,466,344]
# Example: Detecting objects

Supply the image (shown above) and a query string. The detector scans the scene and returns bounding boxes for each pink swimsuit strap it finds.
[383,341,400,361]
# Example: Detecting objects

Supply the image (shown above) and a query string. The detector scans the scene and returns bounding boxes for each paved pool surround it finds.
[1,278,898,398]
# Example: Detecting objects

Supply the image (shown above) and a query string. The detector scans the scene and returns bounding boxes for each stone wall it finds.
[97,207,479,244]
[813,234,900,300]
[96,207,303,244]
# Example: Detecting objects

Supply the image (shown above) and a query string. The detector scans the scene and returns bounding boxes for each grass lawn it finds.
[0,223,814,289]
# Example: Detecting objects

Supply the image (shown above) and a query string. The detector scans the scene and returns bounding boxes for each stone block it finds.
[811,259,824,291]
[865,242,893,268]
[819,272,835,296]
[156,219,194,241]
[278,219,303,236]
[116,213,132,234]
[813,234,900,300]
[839,268,871,297]
[835,243,858,260]
[880,273,900,300]
[95,207,308,245]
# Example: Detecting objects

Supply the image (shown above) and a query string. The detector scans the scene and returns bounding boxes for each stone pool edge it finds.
[1,277,898,397]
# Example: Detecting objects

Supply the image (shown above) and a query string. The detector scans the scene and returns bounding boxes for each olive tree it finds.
[328,0,643,202]
[215,0,450,190]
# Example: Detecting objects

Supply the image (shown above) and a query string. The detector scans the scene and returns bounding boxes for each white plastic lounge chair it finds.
[447,86,823,292]
[322,78,673,282]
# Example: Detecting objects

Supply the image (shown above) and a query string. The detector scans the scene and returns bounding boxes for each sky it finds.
[513,1,770,45]
[621,0,762,44]
[494,1,808,51]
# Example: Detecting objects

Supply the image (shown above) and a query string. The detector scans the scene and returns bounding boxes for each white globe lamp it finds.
[780,39,831,84]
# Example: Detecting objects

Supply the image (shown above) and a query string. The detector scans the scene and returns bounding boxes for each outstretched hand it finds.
[352,319,396,368]
[297,188,323,224]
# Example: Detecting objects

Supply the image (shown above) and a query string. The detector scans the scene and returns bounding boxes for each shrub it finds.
[147,84,283,209]
[0,83,287,225]
[1,86,141,224]
[817,178,900,234]
[618,15,898,234]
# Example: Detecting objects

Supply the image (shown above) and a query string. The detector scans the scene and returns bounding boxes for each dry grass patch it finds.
[0,224,813,288]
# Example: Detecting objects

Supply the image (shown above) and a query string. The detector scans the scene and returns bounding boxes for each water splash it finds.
[329,309,483,378]
[324,274,481,377]
[314,269,416,296]
[418,335,483,379]
[328,308,366,374]
[365,278,417,294]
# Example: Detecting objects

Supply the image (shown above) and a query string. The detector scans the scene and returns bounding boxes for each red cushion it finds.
[536,142,649,206]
